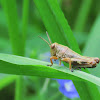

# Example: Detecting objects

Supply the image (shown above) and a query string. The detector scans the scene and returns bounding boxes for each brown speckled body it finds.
[50,42,99,68]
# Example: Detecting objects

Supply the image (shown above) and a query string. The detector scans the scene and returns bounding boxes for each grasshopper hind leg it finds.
[61,58,73,72]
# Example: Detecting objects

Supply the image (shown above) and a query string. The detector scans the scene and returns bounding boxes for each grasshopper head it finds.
[39,32,58,56]
[50,43,57,56]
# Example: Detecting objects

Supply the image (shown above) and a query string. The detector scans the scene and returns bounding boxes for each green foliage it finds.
[33,0,100,100]
[1,0,24,56]
[0,75,16,90]
[74,0,93,32]
[0,0,100,100]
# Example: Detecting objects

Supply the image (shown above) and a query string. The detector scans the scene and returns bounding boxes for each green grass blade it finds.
[15,76,25,100]
[22,0,29,54]
[0,53,100,87]
[74,0,93,32]
[33,0,100,99]
[1,0,24,56]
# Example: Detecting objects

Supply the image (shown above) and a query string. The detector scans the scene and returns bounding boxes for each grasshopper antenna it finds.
[46,31,52,45]
[38,36,50,47]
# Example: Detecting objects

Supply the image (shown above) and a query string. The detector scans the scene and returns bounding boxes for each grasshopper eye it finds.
[51,44,55,49]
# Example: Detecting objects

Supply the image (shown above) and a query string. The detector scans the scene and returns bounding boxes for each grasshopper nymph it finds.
[39,32,100,72]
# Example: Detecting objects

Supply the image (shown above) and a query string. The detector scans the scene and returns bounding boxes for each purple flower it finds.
[57,79,79,98]
[40,52,79,98]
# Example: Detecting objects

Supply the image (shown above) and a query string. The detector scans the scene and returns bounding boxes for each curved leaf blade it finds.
[0,53,100,86]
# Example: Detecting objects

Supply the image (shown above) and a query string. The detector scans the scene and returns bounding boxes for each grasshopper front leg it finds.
[47,56,58,66]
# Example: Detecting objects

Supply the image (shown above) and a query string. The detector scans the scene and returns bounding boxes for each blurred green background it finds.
[0,0,100,100]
